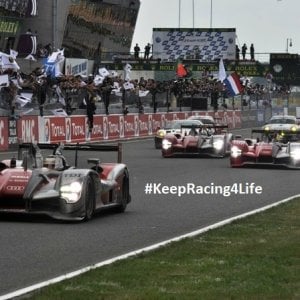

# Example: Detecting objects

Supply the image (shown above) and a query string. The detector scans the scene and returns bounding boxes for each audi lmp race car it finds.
[161,123,232,158]
[154,119,203,149]
[230,128,300,168]
[262,115,299,131]
[0,143,131,221]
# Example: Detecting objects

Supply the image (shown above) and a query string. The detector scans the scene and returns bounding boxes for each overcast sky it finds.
[131,0,299,59]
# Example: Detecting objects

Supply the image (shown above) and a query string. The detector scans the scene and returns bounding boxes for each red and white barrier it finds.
[0,110,242,151]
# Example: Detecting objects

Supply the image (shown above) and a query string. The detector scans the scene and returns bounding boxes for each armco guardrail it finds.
[0,110,242,151]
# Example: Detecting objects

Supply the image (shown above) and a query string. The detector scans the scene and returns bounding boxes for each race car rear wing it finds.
[18,142,123,167]
[181,124,228,129]
[63,143,123,165]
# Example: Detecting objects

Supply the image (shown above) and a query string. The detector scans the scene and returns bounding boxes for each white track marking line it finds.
[0,195,298,300]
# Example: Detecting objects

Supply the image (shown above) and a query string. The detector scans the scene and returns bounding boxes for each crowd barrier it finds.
[0,110,242,151]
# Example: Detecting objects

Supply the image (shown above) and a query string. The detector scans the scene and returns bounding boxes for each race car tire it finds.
[116,173,130,213]
[155,140,161,149]
[84,176,95,221]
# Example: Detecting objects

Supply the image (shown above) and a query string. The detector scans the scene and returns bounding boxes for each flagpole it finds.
[192,0,195,28]
[210,0,213,28]
[178,0,181,28]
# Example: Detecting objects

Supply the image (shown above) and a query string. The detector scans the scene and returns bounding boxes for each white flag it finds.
[124,63,132,81]
[94,75,105,86]
[51,108,68,116]
[139,90,149,97]
[0,52,20,71]
[98,67,110,77]
[110,70,119,77]
[10,49,18,59]
[16,95,31,107]
[218,58,227,82]
[25,54,37,61]
[56,86,66,105]
[0,74,9,88]
[123,81,134,90]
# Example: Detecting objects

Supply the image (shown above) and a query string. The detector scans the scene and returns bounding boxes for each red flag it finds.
[176,61,188,78]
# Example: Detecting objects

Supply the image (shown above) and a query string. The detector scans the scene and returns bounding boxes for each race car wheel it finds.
[84,176,95,221]
[116,173,130,213]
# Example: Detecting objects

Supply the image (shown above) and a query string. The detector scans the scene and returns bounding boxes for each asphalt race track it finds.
[0,136,299,296]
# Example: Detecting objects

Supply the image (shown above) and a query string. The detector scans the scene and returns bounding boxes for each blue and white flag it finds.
[43,49,65,78]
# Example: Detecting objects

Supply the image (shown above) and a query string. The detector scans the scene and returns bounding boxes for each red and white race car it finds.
[161,123,232,158]
[230,128,300,168]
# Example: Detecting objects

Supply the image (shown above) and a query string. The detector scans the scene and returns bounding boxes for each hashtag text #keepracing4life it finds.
[144,182,263,197]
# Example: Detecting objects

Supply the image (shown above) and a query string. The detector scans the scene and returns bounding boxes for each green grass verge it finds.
[28,199,300,300]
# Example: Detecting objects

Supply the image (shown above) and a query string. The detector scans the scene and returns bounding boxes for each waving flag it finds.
[176,60,188,78]
[218,58,227,82]
[43,49,65,78]
[223,72,243,96]
[124,63,132,81]
[0,52,20,71]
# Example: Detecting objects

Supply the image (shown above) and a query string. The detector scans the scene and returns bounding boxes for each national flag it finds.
[176,60,188,78]
[43,49,65,78]
[223,72,243,96]
[218,58,227,82]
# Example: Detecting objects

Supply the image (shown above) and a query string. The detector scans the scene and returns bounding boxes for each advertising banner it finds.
[0,116,8,151]
[12,111,242,147]
[17,115,39,143]
[152,28,236,61]
[65,58,88,76]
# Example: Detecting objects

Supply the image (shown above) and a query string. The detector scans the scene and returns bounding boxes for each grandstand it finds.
[0,0,140,59]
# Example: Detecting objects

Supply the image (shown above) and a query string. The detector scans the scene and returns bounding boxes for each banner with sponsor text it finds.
[1,111,242,150]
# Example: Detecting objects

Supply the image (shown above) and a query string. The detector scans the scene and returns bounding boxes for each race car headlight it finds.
[213,140,224,151]
[231,146,242,158]
[290,126,297,132]
[157,130,165,137]
[264,126,270,131]
[162,139,172,150]
[290,149,300,160]
[60,181,82,203]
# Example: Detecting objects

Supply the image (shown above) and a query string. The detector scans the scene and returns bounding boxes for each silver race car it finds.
[0,143,131,221]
